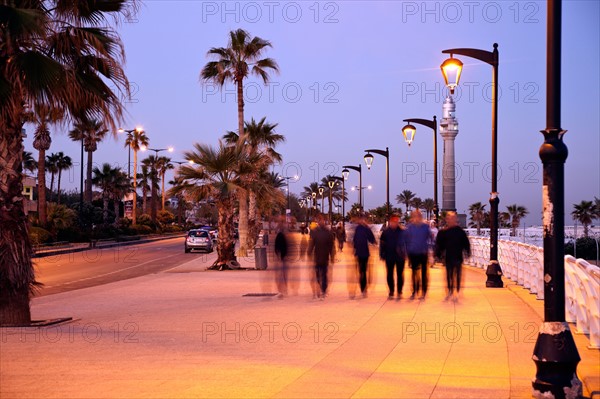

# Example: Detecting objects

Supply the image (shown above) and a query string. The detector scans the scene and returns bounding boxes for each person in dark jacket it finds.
[335,223,346,252]
[353,215,376,297]
[380,214,406,299]
[435,212,471,302]
[274,217,290,298]
[406,210,431,300]
[307,214,335,299]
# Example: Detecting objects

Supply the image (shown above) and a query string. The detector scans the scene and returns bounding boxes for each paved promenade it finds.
[1,237,598,398]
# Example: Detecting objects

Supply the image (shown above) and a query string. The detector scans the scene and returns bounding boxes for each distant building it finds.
[22,174,37,215]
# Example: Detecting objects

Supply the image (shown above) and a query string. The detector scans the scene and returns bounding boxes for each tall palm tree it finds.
[423,198,435,220]
[571,201,595,238]
[411,197,423,212]
[468,202,487,236]
[224,117,285,247]
[506,204,529,237]
[55,152,72,204]
[124,129,149,224]
[156,156,174,211]
[22,152,37,175]
[168,176,187,225]
[137,165,153,214]
[92,164,125,225]
[396,190,416,213]
[0,0,135,325]
[68,119,109,203]
[45,153,60,202]
[141,155,160,224]
[110,169,131,225]
[172,142,263,267]
[201,29,279,257]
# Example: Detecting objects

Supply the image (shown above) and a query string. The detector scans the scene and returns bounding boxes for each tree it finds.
[396,190,416,213]
[593,197,600,220]
[137,165,152,214]
[54,152,72,204]
[141,156,160,225]
[123,129,149,225]
[45,152,60,202]
[201,29,279,257]
[68,119,109,203]
[411,197,423,212]
[172,142,264,267]
[302,182,324,213]
[506,204,529,237]
[92,164,124,225]
[1,0,135,324]
[110,170,131,226]
[156,156,174,211]
[422,198,435,220]
[571,201,595,238]
[22,152,37,175]
[320,175,346,220]
[468,202,486,236]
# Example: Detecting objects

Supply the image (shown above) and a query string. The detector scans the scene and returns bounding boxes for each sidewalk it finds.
[1,241,598,398]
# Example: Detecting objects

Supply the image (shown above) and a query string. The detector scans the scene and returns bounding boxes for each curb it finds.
[32,234,185,258]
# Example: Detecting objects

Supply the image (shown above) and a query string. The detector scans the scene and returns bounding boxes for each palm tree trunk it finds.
[216,196,236,265]
[132,149,137,225]
[247,190,259,248]
[114,197,120,225]
[37,150,47,225]
[49,172,55,203]
[103,196,109,225]
[161,173,166,210]
[150,174,157,224]
[85,151,93,202]
[238,189,249,257]
[0,124,35,325]
[57,170,62,204]
[142,186,148,214]
[584,223,589,238]
[476,221,481,236]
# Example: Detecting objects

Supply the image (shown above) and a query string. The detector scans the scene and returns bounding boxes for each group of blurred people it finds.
[272,209,471,302]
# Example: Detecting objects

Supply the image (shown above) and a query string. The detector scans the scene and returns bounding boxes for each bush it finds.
[162,224,183,233]
[157,210,175,225]
[29,226,52,245]
[131,224,153,235]
[565,237,598,260]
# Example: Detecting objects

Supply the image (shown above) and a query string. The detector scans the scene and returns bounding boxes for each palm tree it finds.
[141,155,161,224]
[396,190,416,213]
[156,157,174,211]
[201,29,279,257]
[124,129,149,225]
[110,170,131,225]
[468,202,487,236]
[22,152,37,175]
[92,164,124,225]
[593,197,600,221]
[572,201,595,238]
[319,175,347,218]
[423,198,435,220]
[0,0,135,326]
[172,142,263,267]
[224,117,285,247]
[45,153,60,202]
[302,182,324,212]
[54,152,72,204]
[68,119,109,203]
[137,165,152,214]
[411,197,423,212]
[506,204,529,237]
[169,176,187,225]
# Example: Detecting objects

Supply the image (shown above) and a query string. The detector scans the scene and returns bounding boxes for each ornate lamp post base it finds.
[532,322,582,399]
[485,260,503,288]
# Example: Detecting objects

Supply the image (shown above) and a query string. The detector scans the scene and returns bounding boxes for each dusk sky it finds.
[23,1,599,225]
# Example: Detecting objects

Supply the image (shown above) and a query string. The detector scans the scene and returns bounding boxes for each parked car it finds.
[199,226,218,242]
[185,229,213,253]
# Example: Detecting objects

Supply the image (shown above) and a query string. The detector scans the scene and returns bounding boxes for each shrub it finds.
[162,224,183,233]
[157,210,175,225]
[131,224,153,235]
[565,237,599,260]
[29,226,52,245]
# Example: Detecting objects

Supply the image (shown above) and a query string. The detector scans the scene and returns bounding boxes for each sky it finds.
[22,1,600,226]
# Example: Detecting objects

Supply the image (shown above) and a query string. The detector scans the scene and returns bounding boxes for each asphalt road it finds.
[33,237,218,297]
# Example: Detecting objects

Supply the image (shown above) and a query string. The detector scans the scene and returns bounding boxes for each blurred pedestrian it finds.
[335,222,346,252]
[353,214,376,298]
[406,210,431,300]
[307,214,335,300]
[435,212,471,302]
[380,213,406,299]
[274,216,290,298]
[429,220,439,268]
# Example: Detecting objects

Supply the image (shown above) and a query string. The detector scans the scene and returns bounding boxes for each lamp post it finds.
[327,180,336,225]
[402,117,439,223]
[118,127,144,178]
[318,186,325,216]
[351,185,372,208]
[531,1,581,397]
[118,126,145,224]
[143,146,174,223]
[311,192,317,210]
[281,175,298,225]
[363,147,390,217]
[329,176,345,228]
[441,43,503,288]
[342,164,362,211]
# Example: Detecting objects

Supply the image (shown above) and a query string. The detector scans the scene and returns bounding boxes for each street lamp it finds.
[280,175,299,224]
[441,43,502,288]
[351,185,371,208]
[329,176,345,228]
[327,179,336,225]
[118,126,144,223]
[531,1,581,397]
[342,164,362,211]
[402,117,439,223]
[118,126,144,178]
[363,147,390,216]
[318,186,325,215]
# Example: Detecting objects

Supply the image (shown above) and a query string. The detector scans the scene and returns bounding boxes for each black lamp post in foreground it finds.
[441,43,503,288]
[363,147,390,217]
[531,1,581,397]
[402,117,439,223]
[342,164,362,211]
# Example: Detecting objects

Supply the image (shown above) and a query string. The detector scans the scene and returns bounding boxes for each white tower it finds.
[439,96,459,212]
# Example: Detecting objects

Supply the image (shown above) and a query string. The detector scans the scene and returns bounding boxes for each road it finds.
[33,237,218,297]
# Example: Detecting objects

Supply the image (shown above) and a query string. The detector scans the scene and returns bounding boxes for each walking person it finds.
[352,214,376,298]
[435,212,471,302]
[406,210,431,300]
[307,214,335,300]
[335,222,346,252]
[274,216,290,298]
[379,214,406,300]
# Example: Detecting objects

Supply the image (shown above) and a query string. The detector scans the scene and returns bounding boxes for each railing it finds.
[466,236,600,349]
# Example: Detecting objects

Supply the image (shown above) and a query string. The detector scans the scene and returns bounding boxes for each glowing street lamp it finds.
[363,147,390,216]
[440,56,463,95]
[402,123,416,147]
